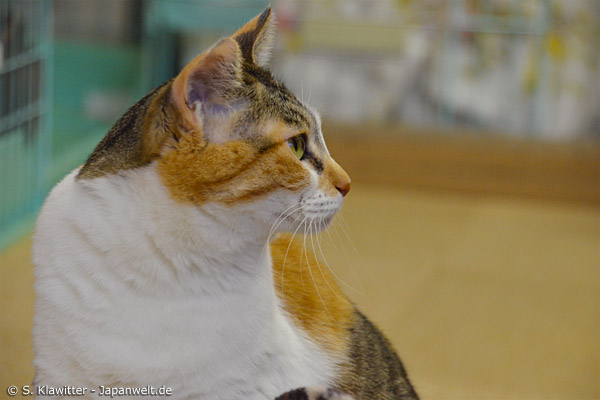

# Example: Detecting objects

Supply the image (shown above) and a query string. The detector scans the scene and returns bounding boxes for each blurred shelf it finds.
[325,124,600,207]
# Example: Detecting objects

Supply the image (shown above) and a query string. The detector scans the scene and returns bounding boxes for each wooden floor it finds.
[1,182,598,399]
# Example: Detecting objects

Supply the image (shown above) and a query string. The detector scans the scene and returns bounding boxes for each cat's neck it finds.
[74,164,274,295]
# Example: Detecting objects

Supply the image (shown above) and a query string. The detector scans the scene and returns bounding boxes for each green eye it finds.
[287,134,306,159]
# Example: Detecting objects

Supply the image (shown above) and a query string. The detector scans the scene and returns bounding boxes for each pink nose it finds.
[336,181,351,197]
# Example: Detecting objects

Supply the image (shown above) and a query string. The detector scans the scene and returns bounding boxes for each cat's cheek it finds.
[156,139,312,206]
[266,147,313,193]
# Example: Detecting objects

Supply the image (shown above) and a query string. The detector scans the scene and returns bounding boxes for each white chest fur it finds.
[32,167,339,400]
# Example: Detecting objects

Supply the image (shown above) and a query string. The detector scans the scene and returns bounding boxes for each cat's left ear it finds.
[172,37,243,138]
[232,7,275,67]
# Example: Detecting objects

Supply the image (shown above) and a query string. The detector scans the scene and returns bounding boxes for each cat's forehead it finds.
[242,63,325,144]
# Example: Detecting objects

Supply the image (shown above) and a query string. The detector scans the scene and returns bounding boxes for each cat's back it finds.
[33,168,91,274]
[33,166,150,275]
[32,166,197,388]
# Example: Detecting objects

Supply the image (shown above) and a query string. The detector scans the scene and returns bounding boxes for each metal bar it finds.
[0,0,4,227]
[0,47,44,75]
[39,0,53,201]
[27,0,35,212]
[0,1,5,117]
[0,0,51,248]
[8,0,15,125]
[0,99,44,136]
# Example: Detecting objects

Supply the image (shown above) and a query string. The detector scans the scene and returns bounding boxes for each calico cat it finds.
[32,8,418,400]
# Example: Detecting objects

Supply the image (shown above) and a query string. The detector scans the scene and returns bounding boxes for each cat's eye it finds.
[287,134,306,159]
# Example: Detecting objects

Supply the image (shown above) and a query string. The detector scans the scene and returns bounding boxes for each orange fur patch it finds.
[157,132,311,205]
[270,234,354,356]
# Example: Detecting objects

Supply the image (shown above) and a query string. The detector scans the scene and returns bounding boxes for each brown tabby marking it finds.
[337,312,419,399]
[275,387,354,400]
[271,234,354,355]
[77,81,176,180]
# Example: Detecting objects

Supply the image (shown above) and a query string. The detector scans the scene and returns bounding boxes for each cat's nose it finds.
[336,181,351,197]
[327,159,351,197]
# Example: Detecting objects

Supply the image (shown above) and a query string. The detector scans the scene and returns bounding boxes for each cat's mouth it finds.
[314,214,335,229]
[298,204,341,233]
[300,194,343,230]
[293,213,336,234]
[271,207,337,236]
[269,192,343,236]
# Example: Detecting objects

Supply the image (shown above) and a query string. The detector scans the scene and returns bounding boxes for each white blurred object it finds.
[177,0,600,139]
[84,91,132,123]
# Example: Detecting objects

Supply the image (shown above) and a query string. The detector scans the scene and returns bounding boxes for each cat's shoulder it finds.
[270,234,354,355]
[270,235,419,399]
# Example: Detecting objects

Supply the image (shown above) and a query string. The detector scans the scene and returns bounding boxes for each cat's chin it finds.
[313,214,335,230]
[279,213,336,235]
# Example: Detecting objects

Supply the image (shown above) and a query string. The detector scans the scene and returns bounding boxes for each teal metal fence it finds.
[142,0,267,92]
[0,0,52,250]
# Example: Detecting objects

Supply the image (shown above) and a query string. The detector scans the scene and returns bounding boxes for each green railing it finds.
[0,0,53,250]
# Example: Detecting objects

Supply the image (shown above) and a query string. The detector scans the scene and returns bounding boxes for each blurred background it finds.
[0,0,598,399]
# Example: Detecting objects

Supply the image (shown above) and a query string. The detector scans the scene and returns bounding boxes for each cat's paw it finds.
[275,386,355,400]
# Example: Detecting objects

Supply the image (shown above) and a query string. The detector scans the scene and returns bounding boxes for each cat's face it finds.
[154,8,350,235]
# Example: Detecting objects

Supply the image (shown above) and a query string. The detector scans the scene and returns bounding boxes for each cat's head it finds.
[79,8,350,236]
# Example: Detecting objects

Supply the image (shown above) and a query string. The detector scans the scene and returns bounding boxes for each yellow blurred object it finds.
[547,31,567,61]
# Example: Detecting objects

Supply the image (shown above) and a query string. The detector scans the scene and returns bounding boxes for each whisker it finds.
[331,218,366,293]
[300,218,310,287]
[338,215,375,282]
[309,219,352,305]
[280,214,307,296]
[267,203,303,241]
[316,216,364,297]
[323,217,340,251]
[305,218,333,318]
[258,204,303,274]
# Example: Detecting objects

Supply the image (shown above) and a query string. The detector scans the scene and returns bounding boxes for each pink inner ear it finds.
[172,38,242,129]
[186,78,208,106]
[184,39,241,108]
[186,69,228,109]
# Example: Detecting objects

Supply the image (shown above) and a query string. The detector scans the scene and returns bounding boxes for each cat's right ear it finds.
[172,37,243,135]
[232,7,274,67]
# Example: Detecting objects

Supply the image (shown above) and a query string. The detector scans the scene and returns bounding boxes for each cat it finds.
[32,8,418,400]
